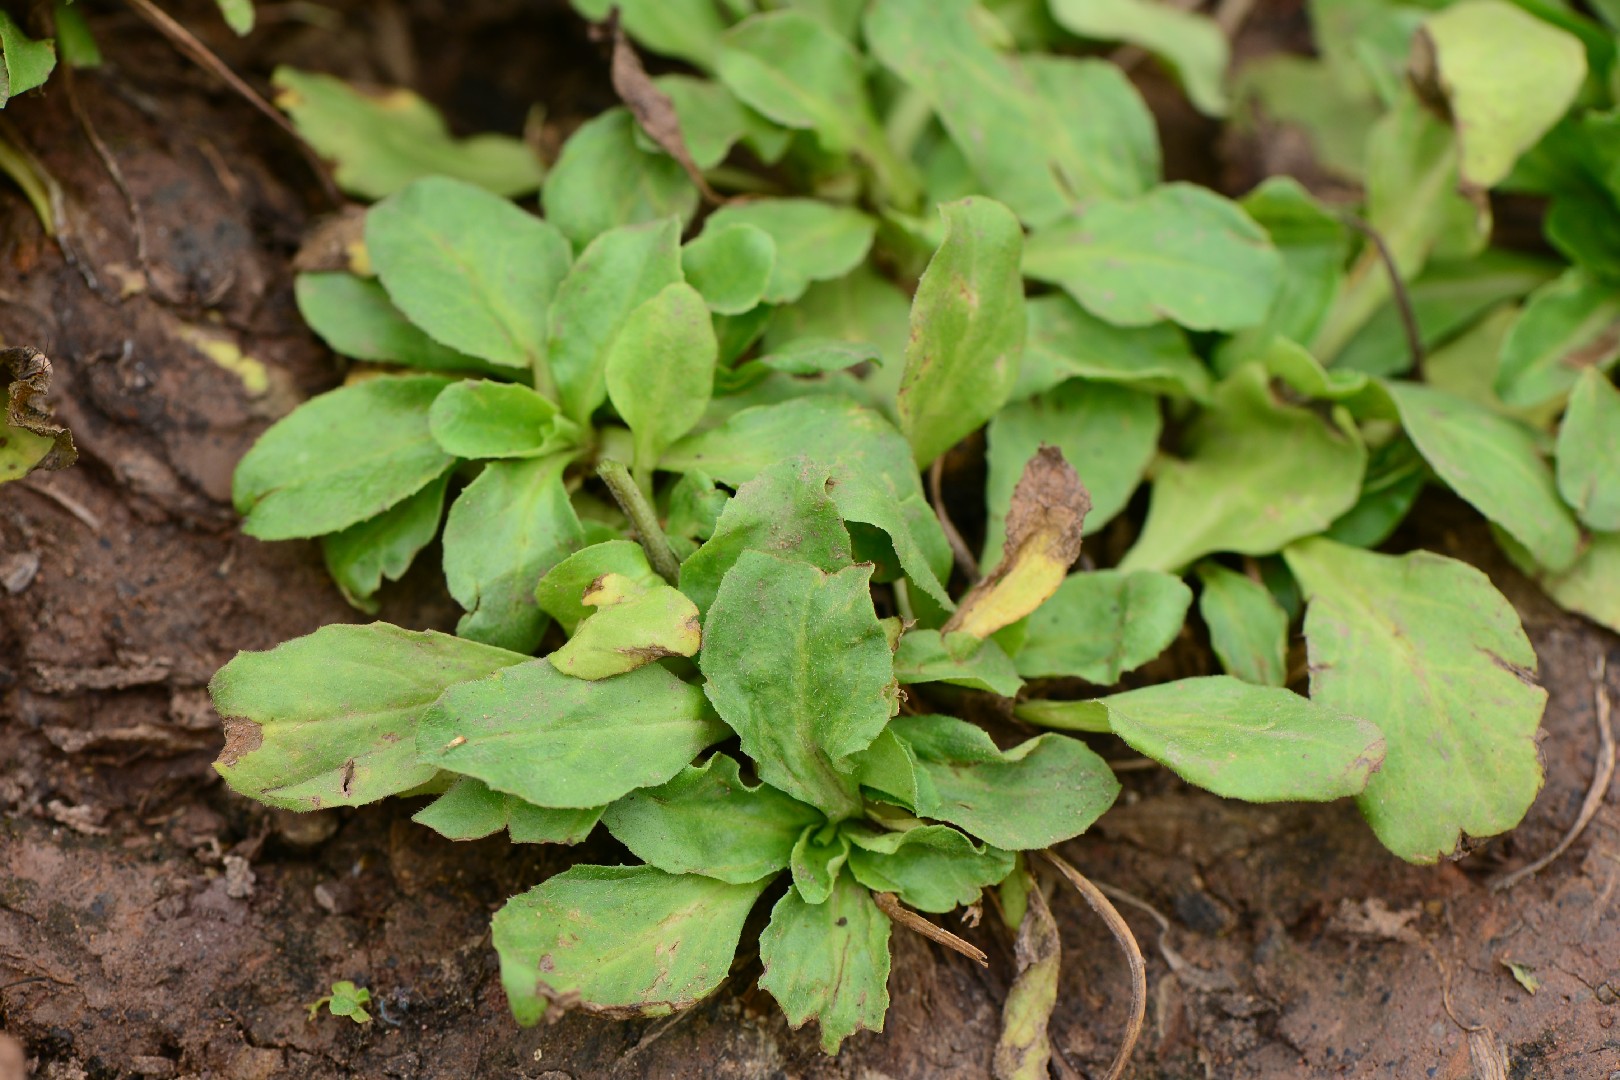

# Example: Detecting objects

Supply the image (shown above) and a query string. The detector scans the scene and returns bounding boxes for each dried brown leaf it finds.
[607,14,721,204]
[3,347,76,473]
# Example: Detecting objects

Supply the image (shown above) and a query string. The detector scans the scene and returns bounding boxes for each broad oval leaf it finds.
[536,540,662,635]
[547,576,701,680]
[428,380,561,459]
[1196,562,1289,687]
[682,223,776,315]
[1016,295,1210,403]
[492,864,767,1024]
[1284,537,1546,863]
[322,472,449,612]
[702,199,875,305]
[716,11,876,154]
[367,177,571,372]
[1048,0,1229,116]
[233,374,454,540]
[1014,569,1192,684]
[1556,369,1620,531]
[209,623,527,811]
[603,753,823,883]
[759,873,890,1054]
[1494,268,1620,408]
[605,282,717,476]
[418,659,726,808]
[541,108,699,248]
[414,777,602,844]
[845,824,1014,913]
[295,273,495,374]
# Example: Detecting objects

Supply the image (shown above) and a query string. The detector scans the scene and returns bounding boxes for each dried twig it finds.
[1040,851,1146,1080]
[19,478,103,531]
[1490,655,1615,892]
[930,454,979,584]
[1341,213,1425,376]
[873,891,989,966]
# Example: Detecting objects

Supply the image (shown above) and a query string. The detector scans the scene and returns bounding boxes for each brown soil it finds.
[2,3,1617,1078]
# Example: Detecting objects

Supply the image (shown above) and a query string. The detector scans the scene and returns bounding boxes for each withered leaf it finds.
[2,347,77,478]
[607,13,721,204]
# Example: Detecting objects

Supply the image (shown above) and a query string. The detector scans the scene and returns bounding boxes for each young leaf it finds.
[1081,676,1385,802]
[536,540,662,635]
[419,659,725,808]
[678,457,854,615]
[1016,295,1211,403]
[0,12,56,106]
[897,197,1025,468]
[604,753,823,883]
[547,217,683,425]
[1047,0,1228,116]
[791,824,852,904]
[701,550,898,818]
[442,455,585,652]
[886,714,1120,850]
[1121,364,1366,572]
[1556,370,1620,530]
[295,274,496,374]
[413,777,603,844]
[894,630,1024,697]
[845,824,1014,913]
[216,0,255,35]
[209,623,528,811]
[765,263,911,374]
[1013,569,1192,683]
[492,865,767,1024]
[681,223,776,315]
[1023,185,1282,332]
[1284,537,1546,863]
[1495,268,1620,408]
[605,282,717,477]
[541,108,699,248]
[322,472,449,612]
[233,375,454,540]
[308,981,371,1024]
[759,874,891,1054]
[1196,562,1289,687]
[984,380,1161,567]
[366,178,571,375]
[701,199,875,305]
[1415,0,1585,188]
[1385,381,1580,572]
[428,380,567,459]
[547,574,701,680]
[271,68,543,199]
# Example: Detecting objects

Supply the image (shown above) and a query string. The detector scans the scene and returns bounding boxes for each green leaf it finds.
[536,540,662,634]
[367,177,571,373]
[1024,56,1161,203]
[53,4,101,69]
[755,338,883,376]
[1229,177,1352,350]
[897,198,1025,468]
[1495,268,1620,408]
[548,575,701,680]
[547,217,684,424]
[664,396,953,606]
[894,630,1023,697]
[641,76,749,169]
[1324,436,1428,549]
[1023,185,1282,332]
[428,380,565,459]
[702,199,875,305]
[845,824,1014,913]
[1011,570,1191,683]
[571,0,727,69]
[271,68,543,199]
[322,472,449,612]
[886,714,1119,849]
[1048,0,1228,116]
[681,224,776,315]
[678,457,854,615]
[541,108,698,249]
[493,865,767,1024]
[605,283,717,476]
[994,873,1059,1080]
[442,455,585,652]
[209,623,527,811]
[308,981,371,1024]
[1121,364,1366,572]
[759,874,890,1054]
[701,550,897,818]
[216,0,255,35]
[419,659,725,808]
[294,274,495,374]
[1416,0,1585,188]
[604,753,822,883]
[984,381,1160,568]
[0,12,56,106]
[1557,370,1620,530]
[791,824,851,904]
[1501,528,1620,635]
[1385,381,1580,572]
[413,777,602,844]
[1015,295,1210,403]
[1196,562,1288,687]
[1284,537,1546,862]
[233,375,454,540]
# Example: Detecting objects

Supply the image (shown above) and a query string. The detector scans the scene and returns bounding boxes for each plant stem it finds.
[597,458,680,585]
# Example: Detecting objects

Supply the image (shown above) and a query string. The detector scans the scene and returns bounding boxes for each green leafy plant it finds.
[306,981,373,1025]
[208,0,1619,1068]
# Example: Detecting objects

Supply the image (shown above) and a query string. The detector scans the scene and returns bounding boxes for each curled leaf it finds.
[2,347,75,482]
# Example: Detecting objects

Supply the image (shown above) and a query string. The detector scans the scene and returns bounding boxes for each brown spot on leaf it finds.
[3,347,76,473]
[217,716,263,767]
[604,12,721,204]
[340,758,357,797]
[1486,650,1540,688]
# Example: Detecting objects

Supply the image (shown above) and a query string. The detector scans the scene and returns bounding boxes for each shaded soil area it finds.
[2,3,1617,1077]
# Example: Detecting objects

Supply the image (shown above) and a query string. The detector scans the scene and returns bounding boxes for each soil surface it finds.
[2,3,1618,1078]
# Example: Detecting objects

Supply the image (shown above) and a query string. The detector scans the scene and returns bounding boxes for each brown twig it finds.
[1341,213,1425,376]
[929,454,979,584]
[121,0,342,206]
[1040,851,1146,1080]
[1490,655,1615,892]
[20,478,103,531]
[873,891,989,966]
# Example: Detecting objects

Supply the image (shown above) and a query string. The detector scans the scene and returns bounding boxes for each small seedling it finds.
[307,981,373,1025]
